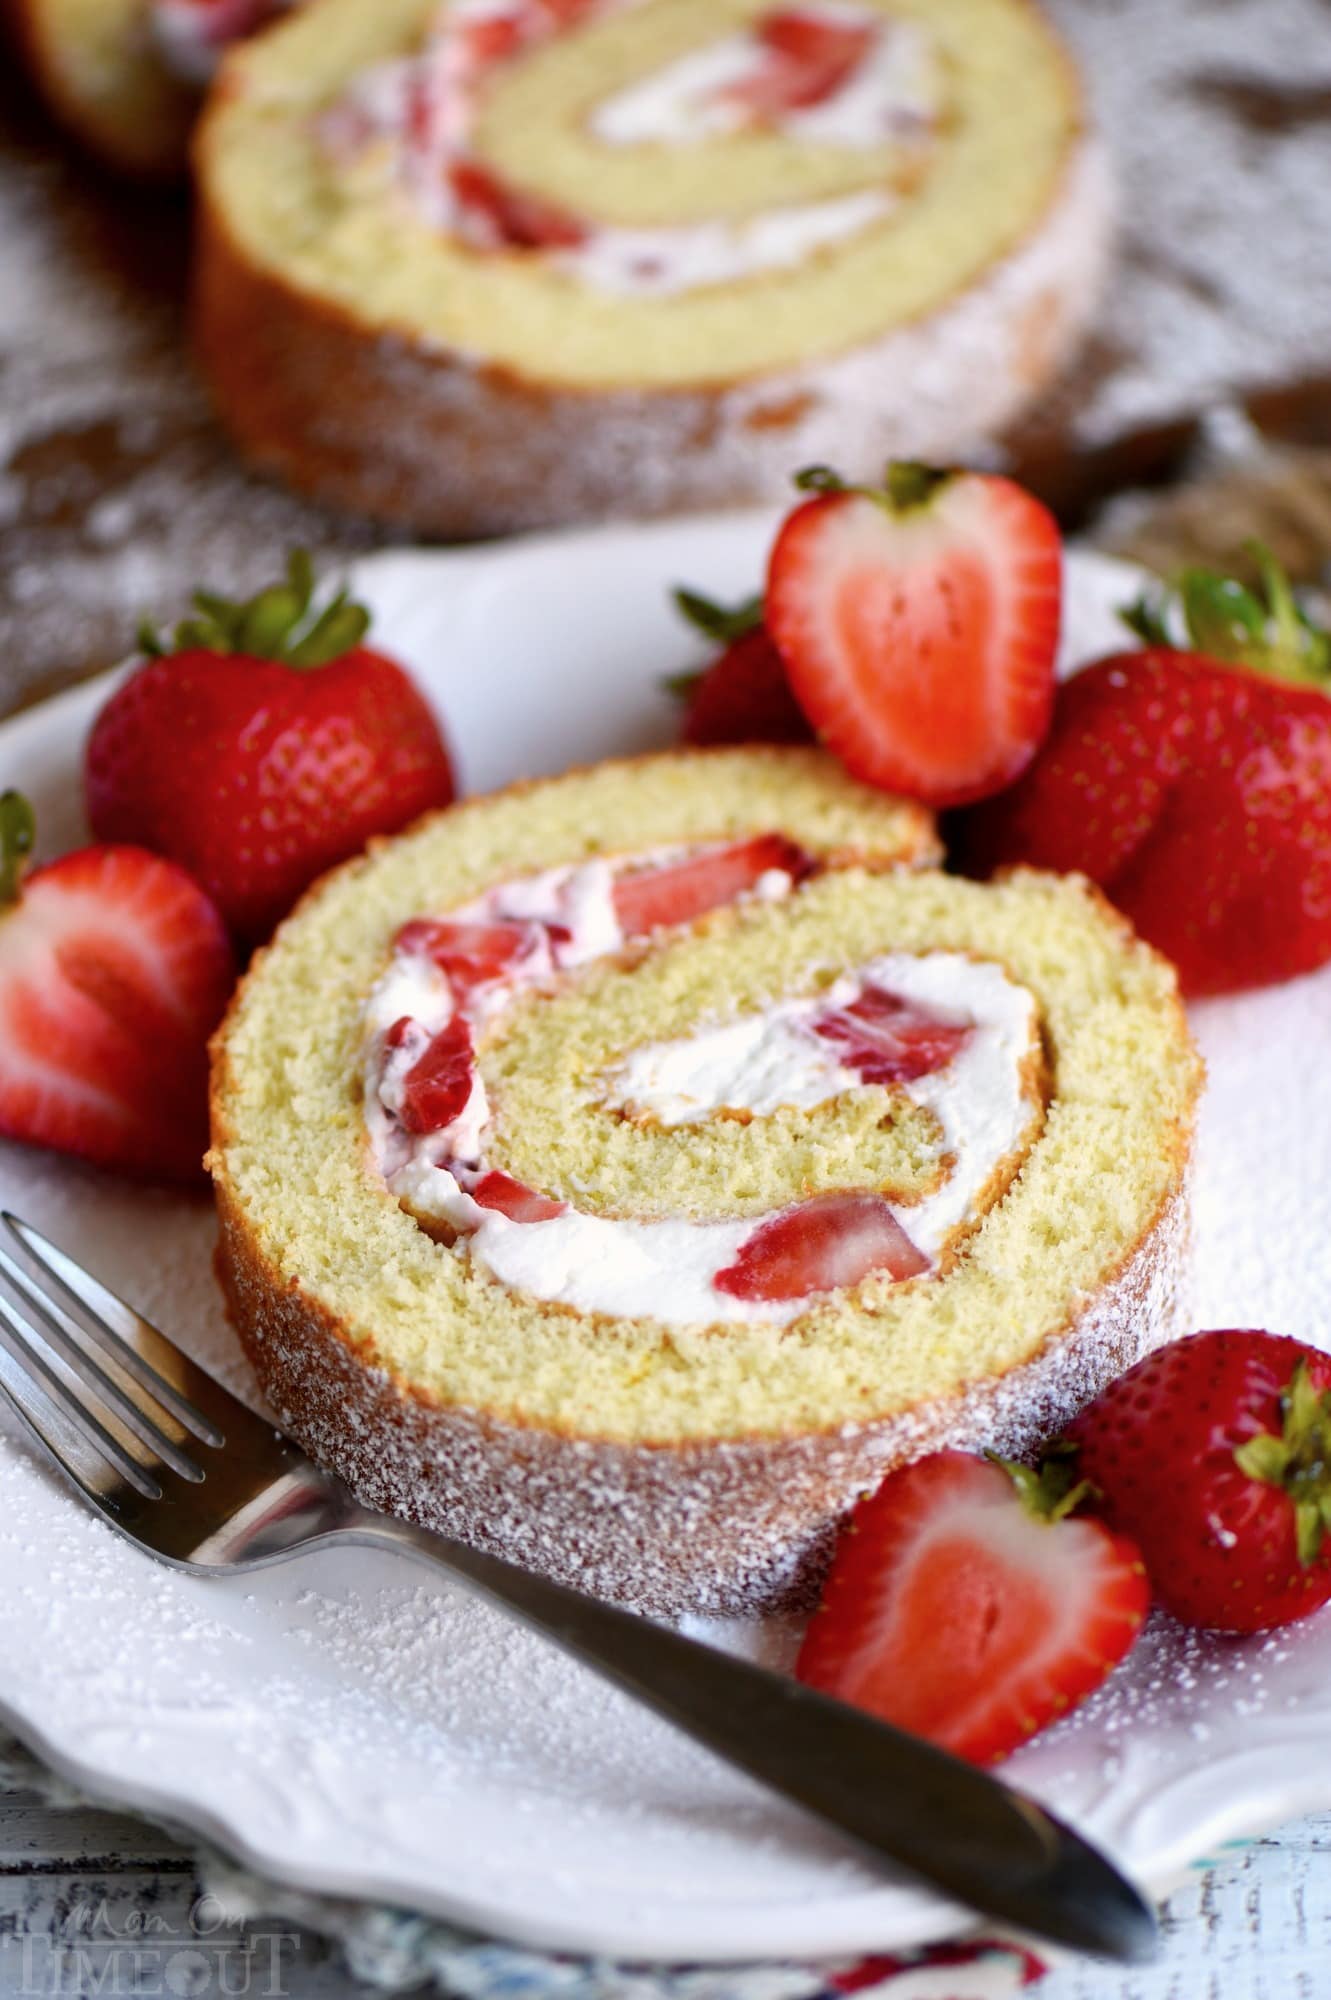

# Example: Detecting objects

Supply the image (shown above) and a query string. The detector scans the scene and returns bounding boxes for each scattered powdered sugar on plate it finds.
[0,531,1327,1960]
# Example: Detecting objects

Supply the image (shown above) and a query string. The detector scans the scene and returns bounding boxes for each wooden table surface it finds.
[3,0,1331,1991]
[0,1779,1326,1997]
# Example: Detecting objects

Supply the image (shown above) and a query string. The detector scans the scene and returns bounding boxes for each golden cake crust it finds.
[213,1167,1193,1615]
[190,7,1112,537]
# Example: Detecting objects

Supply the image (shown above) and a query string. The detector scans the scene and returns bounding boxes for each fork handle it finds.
[345,1513,1155,1963]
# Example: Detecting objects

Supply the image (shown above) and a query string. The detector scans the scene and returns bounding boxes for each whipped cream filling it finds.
[320,0,937,297]
[591,9,938,151]
[558,190,896,299]
[361,845,800,1176]
[361,855,1043,1328]
[603,952,1040,1264]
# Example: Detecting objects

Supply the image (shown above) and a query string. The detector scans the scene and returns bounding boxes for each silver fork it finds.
[0,1210,1156,1964]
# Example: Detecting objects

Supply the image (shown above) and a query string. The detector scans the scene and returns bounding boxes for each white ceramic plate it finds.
[1,513,1329,1965]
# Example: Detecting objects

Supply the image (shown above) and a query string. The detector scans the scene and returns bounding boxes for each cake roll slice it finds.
[193,0,1111,533]
[209,747,1199,1616]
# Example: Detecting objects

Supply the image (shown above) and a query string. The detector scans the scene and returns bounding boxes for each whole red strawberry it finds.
[796,1449,1148,1764]
[669,587,813,748]
[766,462,1061,807]
[0,792,235,1183]
[1069,1330,1331,1633]
[85,553,455,945]
[958,548,1331,995]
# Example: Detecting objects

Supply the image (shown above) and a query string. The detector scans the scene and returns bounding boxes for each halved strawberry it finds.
[395,917,542,998]
[812,984,971,1084]
[612,835,811,938]
[724,10,875,117]
[0,794,235,1183]
[399,1015,476,1134]
[471,1170,567,1222]
[450,160,587,250]
[766,463,1061,808]
[714,1191,927,1302]
[796,1451,1149,1764]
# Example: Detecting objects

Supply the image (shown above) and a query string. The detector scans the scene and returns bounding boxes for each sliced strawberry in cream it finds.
[459,14,525,66]
[395,917,545,997]
[612,835,811,938]
[715,1191,927,1301]
[472,1170,568,1222]
[722,10,876,118]
[813,984,972,1084]
[399,1015,476,1134]
[450,161,588,250]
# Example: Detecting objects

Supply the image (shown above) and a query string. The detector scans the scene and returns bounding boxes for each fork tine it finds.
[0,1289,161,1498]
[2,1213,231,1448]
[0,1244,205,1483]
[0,1328,140,1514]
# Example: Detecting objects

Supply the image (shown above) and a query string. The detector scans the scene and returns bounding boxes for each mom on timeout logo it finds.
[1,1894,301,1996]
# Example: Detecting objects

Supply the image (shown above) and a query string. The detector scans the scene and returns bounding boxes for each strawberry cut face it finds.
[0,844,235,1184]
[812,984,972,1084]
[767,471,1061,808]
[723,10,876,117]
[449,161,587,250]
[795,1450,1149,1764]
[612,835,812,939]
[715,1191,927,1302]
[471,1170,567,1222]
[399,1016,476,1135]
[395,917,546,998]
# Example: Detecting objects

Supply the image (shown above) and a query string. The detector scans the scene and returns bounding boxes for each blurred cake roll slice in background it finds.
[3,0,287,174]
[193,0,1113,534]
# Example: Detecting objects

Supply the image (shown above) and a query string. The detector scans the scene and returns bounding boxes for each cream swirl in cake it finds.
[210,748,1198,1614]
[319,0,941,296]
[360,840,1046,1325]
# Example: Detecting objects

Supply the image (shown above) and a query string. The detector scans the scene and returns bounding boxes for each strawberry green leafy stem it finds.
[986,1446,1097,1525]
[137,551,372,670]
[1234,1359,1331,1568]
[0,791,35,907]
[1122,541,1331,689]
[795,460,951,512]
[672,586,764,645]
[664,586,765,699]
